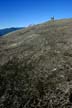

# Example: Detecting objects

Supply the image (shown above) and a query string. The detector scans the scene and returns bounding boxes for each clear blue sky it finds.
[0,0,72,28]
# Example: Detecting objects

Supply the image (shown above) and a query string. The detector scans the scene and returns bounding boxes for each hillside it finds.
[0,18,72,107]
[0,27,23,36]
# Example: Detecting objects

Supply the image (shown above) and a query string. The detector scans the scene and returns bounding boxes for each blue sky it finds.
[0,0,72,28]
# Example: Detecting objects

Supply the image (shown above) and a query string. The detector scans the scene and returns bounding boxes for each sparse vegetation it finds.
[0,19,72,107]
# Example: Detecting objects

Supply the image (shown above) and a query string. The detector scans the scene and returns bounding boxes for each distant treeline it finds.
[0,27,23,36]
